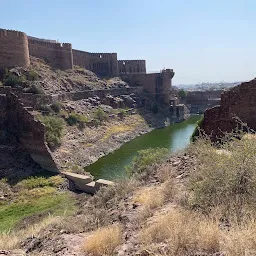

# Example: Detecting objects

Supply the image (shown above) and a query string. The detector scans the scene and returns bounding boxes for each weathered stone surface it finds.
[0,93,58,172]
[201,79,256,141]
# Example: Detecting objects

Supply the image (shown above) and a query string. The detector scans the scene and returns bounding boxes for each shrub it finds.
[39,104,52,113]
[50,102,61,113]
[38,115,65,149]
[3,74,25,87]
[178,89,187,100]
[191,115,204,141]
[66,112,88,127]
[188,135,256,218]
[94,107,108,123]
[25,83,44,94]
[140,208,220,255]
[27,70,39,81]
[126,148,169,177]
[82,224,122,256]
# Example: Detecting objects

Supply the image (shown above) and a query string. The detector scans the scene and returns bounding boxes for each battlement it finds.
[0,28,27,38]
[28,37,72,50]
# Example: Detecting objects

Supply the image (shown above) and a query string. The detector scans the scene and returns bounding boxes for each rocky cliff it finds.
[201,78,256,140]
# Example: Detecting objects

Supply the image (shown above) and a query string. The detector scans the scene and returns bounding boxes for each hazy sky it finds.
[1,0,255,84]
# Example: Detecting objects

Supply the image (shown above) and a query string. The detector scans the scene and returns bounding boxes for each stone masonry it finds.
[0,27,175,104]
[201,79,256,141]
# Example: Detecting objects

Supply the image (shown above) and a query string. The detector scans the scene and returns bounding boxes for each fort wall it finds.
[73,49,118,77]
[121,69,174,104]
[28,37,73,69]
[118,60,146,74]
[0,29,30,68]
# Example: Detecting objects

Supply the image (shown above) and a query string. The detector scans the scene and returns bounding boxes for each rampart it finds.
[121,69,174,104]
[0,29,30,68]
[201,79,256,141]
[73,49,118,77]
[0,92,58,172]
[118,60,146,74]
[28,37,73,69]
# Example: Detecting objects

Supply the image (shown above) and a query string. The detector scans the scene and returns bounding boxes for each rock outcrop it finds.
[201,78,256,141]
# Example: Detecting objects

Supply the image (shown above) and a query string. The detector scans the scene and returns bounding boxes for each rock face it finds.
[201,79,256,141]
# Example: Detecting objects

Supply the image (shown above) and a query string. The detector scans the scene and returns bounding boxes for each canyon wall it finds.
[201,79,256,140]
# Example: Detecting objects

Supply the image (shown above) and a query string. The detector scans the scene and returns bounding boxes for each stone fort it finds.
[0,28,174,104]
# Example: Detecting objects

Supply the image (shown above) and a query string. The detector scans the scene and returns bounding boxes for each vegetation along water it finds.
[86,115,201,180]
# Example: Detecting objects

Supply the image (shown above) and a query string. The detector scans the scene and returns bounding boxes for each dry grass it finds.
[221,217,256,256]
[133,187,165,210]
[82,224,122,256]
[0,215,59,250]
[140,208,220,255]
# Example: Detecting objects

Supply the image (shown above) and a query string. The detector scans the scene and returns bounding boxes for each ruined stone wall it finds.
[58,87,142,101]
[201,79,256,141]
[118,60,146,74]
[0,29,30,68]
[0,92,58,172]
[73,50,118,77]
[28,37,73,70]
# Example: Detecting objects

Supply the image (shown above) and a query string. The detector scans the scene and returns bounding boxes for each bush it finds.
[25,83,44,94]
[66,112,88,127]
[39,104,52,113]
[126,148,169,177]
[94,107,108,123]
[191,115,204,142]
[38,115,65,149]
[50,102,61,113]
[3,74,25,87]
[27,70,39,81]
[188,135,256,218]
[178,89,187,100]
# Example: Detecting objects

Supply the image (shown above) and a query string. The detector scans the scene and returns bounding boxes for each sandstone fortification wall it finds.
[0,29,30,68]
[73,50,118,77]
[118,60,146,74]
[28,37,73,69]
[201,79,256,140]
[122,69,174,104]
[0,92,58,172]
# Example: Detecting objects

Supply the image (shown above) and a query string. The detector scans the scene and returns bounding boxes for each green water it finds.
[86,115,201,180]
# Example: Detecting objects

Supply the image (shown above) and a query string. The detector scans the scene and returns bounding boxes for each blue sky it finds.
[1,0,256,84]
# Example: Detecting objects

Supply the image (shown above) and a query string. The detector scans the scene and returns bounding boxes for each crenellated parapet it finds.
[0,28,30,68]
[28,36,73,69]
[73,49,118,77]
